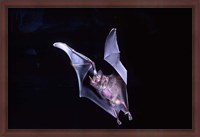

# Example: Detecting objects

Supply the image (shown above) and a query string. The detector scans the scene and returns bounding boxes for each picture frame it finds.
[0,0,199,137]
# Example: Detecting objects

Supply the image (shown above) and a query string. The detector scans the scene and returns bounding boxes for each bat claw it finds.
[128,113,132,120]
[117,119,122,125]
[89,76,92,81]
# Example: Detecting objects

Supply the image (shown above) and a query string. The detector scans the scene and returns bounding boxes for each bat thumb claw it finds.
[89,76,93,81]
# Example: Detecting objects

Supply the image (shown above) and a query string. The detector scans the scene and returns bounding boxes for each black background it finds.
[8,8,192,129]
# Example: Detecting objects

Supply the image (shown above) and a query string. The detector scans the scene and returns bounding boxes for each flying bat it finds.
[53,28,132,125]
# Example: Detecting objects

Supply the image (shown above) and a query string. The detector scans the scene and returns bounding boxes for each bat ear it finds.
[97,70,103,76]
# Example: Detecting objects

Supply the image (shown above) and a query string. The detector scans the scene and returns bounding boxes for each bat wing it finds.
[53,42,117,118]
[53,42,97,97]
[104,28,127,84]
[104,28,130,109]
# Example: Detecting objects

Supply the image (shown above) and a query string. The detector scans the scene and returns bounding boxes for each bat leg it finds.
[121,102,133,121]
[112,108,122,125]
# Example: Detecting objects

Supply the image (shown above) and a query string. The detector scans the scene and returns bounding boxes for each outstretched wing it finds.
[104,28,127,84]
[53,42,97,97]
[53,42,117,118]
[104,28,130,109]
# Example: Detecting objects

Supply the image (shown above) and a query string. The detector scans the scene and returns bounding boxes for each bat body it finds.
[53,28,132,125]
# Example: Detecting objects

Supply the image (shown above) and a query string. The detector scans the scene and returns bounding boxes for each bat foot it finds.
[128,113,133,120]
[117,119,122,125]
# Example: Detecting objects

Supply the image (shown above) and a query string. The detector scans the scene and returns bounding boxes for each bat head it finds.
[89,70,110,91]
[89,70,103,87]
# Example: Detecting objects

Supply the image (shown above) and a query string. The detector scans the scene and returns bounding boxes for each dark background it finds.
[8,8,192,129]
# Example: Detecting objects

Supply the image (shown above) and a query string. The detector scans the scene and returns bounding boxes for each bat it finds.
[53,28,132,125]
